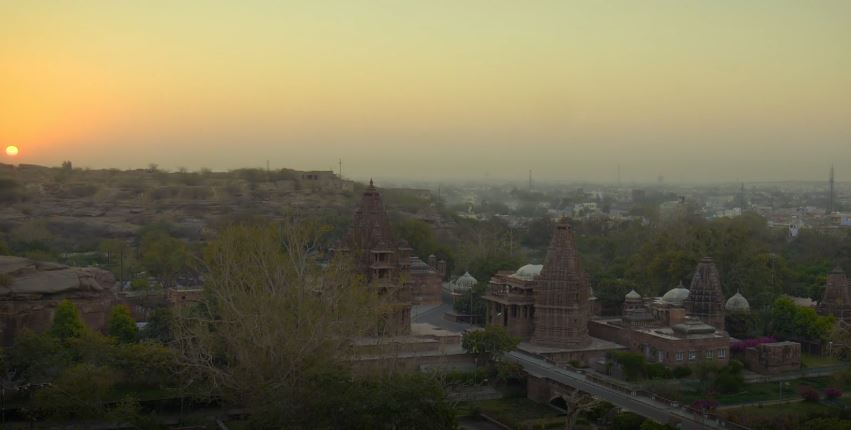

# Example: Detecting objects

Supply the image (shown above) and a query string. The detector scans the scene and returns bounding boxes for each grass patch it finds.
[673,376,851,405]
[720,399,851,428]
[802,354,844,368]
[465,398,563,429]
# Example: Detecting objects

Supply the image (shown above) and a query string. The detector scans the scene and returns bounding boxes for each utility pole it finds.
[617,164,622,187]
[828,164,835,214]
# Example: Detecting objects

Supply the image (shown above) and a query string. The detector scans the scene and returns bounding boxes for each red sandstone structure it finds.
[408,255,445,305]
[817,266,851,323]
[0,256,119,345]
[743,341,801,374]
[336,180,413,335]
[483,220,594,348]
[683,257,726,330]
[532,220,592,348]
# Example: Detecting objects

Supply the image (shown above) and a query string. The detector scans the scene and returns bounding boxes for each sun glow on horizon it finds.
[5,146,19,157]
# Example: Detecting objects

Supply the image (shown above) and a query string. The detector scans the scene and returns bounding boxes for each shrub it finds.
[799,386,820,402]
[824,387,842,399]
[672,366,692,379]
[610,351,646,381]
[612,411,645,430]
[644,363,672,379]
[107,304,138,343]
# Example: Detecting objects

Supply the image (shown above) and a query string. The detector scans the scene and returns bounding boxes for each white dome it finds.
[453,272,478,291]
[661,284,690,306]
[725,291,751,312]
[512,264,543,280]
[625,289,642,300]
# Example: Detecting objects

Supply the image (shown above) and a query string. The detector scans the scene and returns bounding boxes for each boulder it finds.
[0,256,119,345]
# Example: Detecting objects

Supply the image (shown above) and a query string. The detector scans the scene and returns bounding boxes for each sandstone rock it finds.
[0,256,119,345]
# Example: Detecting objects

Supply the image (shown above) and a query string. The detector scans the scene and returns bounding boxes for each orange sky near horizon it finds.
[1,1,850,182]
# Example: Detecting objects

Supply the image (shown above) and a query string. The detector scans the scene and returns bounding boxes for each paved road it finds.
[412,302,474,333]
[506,352,734,430]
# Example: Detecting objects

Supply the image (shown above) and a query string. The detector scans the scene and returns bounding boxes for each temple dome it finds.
[661,283,690,306]
[512,264,543,280]
[725,291,751,312]
[453,272,478,291]
[625,290,641,300]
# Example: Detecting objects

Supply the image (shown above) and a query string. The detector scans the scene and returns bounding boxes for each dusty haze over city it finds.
[2,1,850,182]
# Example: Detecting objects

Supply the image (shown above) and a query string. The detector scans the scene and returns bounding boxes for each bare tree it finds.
[173,221,379,422]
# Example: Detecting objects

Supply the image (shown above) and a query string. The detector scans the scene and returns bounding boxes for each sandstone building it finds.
[817,266,851,323]
[335,180,413,336]
[683,257,726,330]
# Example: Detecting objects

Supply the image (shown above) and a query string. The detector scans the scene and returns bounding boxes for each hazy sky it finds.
[1,1,849,182]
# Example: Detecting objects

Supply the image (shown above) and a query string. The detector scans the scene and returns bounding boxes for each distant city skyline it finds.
[2,1,850,182]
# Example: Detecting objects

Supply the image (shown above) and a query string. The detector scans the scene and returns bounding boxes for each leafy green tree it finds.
[609,351,646,381]
[33,363,117,420]
[107,304,138,343]
[6,330,70,382]
[50,299,86,341]
[770,297,835,341]
[612,411,646,430]
[462,325,519,358]
[113,342,176,388]
[640,420,675,430]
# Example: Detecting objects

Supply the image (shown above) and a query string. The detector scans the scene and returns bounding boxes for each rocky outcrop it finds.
[0,256,119,345]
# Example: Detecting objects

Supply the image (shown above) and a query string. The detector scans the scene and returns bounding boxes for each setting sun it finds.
[5,146,19,156]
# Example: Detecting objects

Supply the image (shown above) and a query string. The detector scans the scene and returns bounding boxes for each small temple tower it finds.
[340,180,412,335]
[683,257,726,330]
[531,218,591,348]
[817,267,851,323]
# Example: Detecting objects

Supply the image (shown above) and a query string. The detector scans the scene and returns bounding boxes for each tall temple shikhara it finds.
[683,257,726,330]
[531,218,592,348]
[817,266,851,323]
[339,180,412,335]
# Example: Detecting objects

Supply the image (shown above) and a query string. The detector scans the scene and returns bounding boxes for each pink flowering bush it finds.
[824,387,842,399]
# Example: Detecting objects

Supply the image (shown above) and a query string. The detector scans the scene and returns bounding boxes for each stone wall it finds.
[744,341,801,374]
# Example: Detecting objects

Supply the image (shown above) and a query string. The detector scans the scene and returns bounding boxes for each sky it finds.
[1,1,850,183]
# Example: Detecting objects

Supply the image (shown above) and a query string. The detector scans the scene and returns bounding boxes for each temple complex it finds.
[337,180,413,336]
[683,257,726,330]
[483,219,620,365]
[817,266,851,323]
